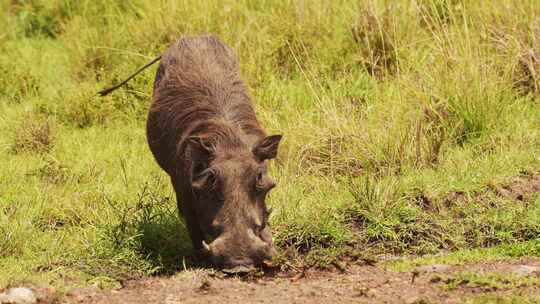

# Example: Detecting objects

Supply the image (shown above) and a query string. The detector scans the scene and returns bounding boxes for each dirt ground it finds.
[56,259,540,304]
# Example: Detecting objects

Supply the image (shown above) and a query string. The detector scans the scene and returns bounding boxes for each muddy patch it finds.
[490,174,540,202]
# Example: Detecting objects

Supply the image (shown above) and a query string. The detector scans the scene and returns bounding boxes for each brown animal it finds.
[99,35,282,270]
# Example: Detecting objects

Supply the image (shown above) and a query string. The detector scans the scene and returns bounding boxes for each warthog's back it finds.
[146,36,266,176]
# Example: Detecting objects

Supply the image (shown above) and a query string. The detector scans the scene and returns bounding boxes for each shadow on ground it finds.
[104,181,199,275]
[134,198,197,274]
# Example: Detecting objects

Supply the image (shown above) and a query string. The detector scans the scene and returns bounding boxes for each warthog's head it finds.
[186,132,282,270]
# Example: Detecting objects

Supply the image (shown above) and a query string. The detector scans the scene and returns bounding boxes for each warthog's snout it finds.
[202,230,277,271]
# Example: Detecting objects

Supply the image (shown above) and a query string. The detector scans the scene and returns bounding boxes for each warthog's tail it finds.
[98,55,162,96]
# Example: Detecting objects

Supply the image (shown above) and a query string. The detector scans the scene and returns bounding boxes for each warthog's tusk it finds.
[202,240,211,253]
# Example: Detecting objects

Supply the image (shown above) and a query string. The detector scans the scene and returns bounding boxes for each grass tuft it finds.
[10,113,55,154]
[351,3,398,77]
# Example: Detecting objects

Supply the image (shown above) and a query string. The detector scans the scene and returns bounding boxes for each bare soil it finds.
[492,173,540,202]
[59,259,540,304]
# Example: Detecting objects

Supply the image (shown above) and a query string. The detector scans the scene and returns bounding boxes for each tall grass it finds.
[0,0,539,288]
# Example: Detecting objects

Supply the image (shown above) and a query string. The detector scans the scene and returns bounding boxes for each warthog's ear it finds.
[186,136,215,177]
[253,135,282,161]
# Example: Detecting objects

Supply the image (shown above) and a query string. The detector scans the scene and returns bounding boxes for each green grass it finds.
[1,0,539,290]
[466,295,540,304]
[442,271,540,291]
[389,240,540,272]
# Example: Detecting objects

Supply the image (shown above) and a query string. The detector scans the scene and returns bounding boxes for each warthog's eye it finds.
[192,168,216,190]
[255,171,276,193]
[256,172,263,185]
[256,224,264,236]
[193,163,206,176]
[255,172,266,192]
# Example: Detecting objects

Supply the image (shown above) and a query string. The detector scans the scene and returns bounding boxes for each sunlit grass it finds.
[0,0,539,289]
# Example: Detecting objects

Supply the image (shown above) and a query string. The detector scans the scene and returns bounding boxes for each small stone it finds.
[512,265,540,276]
[0,287,37,304]
[415,264,451,273]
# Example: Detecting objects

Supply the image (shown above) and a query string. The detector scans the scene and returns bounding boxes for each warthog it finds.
[99,35,282,271]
